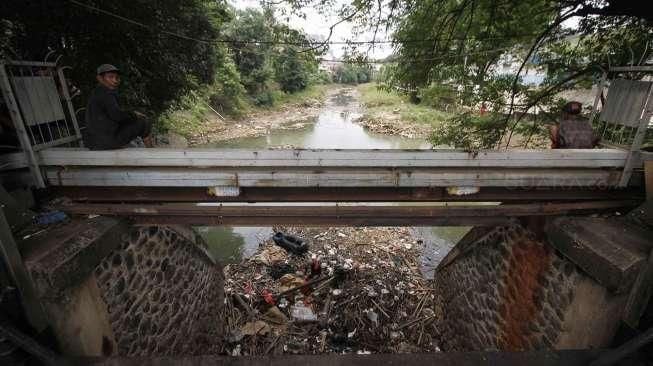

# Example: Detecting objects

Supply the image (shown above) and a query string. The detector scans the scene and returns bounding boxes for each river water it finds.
[197,87,469,278]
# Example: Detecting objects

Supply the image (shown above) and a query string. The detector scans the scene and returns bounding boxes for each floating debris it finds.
[221,227,441,356]
[290,303,318,322]
[273,232,309,255]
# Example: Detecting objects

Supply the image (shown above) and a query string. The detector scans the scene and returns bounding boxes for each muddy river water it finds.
[197,87,468,278]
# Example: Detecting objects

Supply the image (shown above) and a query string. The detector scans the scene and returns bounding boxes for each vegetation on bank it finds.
[1,2,333,139]
[357,83,451,129]
[159,83,331,138]
[333,63,374,85]
[286,0,651,149]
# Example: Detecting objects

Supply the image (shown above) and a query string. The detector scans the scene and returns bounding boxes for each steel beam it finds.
[44,166,624,188]
[49,186,645,203]
[59,201,637,227]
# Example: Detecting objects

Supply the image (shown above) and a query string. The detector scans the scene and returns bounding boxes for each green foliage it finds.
[333,64,373,84]
[157,83,210,137]
[358,83,452,129]
[275,47,309,93]
[430,112,504,150]
[358,83,406,107]
[224,8,276,96]
[419,84,458,110]
[288,0,651,148]
[310,70,333,84]
[224,8,323,105]
[208,46,248,116]
[0,0,227,115]
[1,1,327,136]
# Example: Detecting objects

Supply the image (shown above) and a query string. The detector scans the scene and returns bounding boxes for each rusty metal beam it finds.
[48,186,645,203]
[59,200,638,227]
[130,216,513,227]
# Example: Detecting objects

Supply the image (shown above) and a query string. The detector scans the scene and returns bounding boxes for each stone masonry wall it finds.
[93,225,224,356]
[435,223,626,351]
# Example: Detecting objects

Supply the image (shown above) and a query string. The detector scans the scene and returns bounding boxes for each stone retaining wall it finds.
[435,224,626,351]
[93,225,224,356]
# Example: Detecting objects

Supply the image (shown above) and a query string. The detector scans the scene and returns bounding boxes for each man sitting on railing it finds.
[83,64,152,150]
[549,101,599,149]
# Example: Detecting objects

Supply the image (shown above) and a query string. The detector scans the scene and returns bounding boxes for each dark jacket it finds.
[83,85,136,149]
[558,118,596,148]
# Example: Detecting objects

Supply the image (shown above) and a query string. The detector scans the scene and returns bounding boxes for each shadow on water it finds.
[196,226,273,264]
[197,87,469,273]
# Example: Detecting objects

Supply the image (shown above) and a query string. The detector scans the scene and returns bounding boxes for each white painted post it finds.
[619,84,653,187]
[0,63,45,188]
[56,67,83,145]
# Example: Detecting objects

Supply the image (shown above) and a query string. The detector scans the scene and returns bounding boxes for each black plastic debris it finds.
[272,232,308,255]
[269,263,295,280]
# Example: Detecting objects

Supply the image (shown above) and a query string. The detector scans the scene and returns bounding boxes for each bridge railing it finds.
[0,60,83,188]
[1,147,634,190]
[590,66,653,186]
[0,61,649,191]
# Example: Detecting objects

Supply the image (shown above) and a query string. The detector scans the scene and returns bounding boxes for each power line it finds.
[316,46,514,64]
[67,0,540,47]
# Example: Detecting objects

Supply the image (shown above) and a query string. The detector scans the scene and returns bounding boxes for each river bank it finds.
[186,85,332,146]
[181,82,451,147]
[354,83,451,140]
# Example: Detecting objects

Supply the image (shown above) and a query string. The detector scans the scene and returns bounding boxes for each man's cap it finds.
[96,64,119,75]
[563,101,582,115]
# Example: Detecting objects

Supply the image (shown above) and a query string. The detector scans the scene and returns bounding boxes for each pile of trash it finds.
[219,227,441,356]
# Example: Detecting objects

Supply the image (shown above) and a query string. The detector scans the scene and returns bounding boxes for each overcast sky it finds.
[229,0,393,59]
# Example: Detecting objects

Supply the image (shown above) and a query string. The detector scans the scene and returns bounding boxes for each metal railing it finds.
[589,66,653,187]
[0,60,83,188]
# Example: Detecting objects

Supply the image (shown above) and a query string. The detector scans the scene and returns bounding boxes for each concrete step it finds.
[546,215,653,293]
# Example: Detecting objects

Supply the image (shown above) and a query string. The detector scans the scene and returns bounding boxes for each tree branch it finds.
[498,7,579,149]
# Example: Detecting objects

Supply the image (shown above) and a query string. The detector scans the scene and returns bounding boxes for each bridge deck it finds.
[2,148,636,188]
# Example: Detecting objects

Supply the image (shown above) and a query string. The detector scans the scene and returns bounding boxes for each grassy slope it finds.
[161,84,331,138]
[357,83,451,128]
[270,84,330,110]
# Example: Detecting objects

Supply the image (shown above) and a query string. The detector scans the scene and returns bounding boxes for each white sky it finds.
[229,1,582,59]
[229,0,393,59]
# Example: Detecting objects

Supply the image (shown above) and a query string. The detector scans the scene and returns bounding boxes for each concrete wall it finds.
[44,276,115,356]
[23,218,224,357]
[434,224,628,351]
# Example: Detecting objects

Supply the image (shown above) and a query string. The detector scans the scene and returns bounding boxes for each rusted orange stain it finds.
[497,236,551,350]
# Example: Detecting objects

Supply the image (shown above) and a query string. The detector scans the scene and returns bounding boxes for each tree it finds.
[0,0,229,115]
[272,25,319,93]
[333,56,373,84]
[275,47,309,93]
[280,0,653,148]
[224,8,276,98]
[224,7,320,103]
